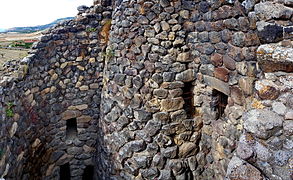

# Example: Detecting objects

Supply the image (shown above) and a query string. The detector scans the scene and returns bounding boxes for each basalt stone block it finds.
[161,146,178,158]
[210,53,223,67]
[258,24,283,43]
[223,55,236,70]
[179,142,197,158]
[228,158,264,180]
[141,168,159,179]
[160,97,184,112]
[153,112,169,123]
[236,143,253,160]
[177,52,192,62]
[230,86,245,105]
[214,67,229,82]
[175,69,196,82]
[232,32,245,47]
[283,121,293,136]
[199,1,210,13]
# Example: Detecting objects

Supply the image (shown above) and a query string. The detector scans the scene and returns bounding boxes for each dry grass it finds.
[0,31,41,42]
[0,49,28,66]
[0,32,40,66]
[100,20,112,44]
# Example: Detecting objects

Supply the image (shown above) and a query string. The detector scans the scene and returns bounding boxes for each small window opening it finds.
[182,82,195,119]
[82,165,94,180]
[211,89,228,119]
[66,118,77,139]
[60,163,70,180]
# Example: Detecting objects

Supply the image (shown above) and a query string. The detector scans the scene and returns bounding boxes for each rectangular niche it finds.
[66,118,77,139]
[82,165,94,180]
[60,163,70,180]
[211,89,228,120]
[182,82,196,119]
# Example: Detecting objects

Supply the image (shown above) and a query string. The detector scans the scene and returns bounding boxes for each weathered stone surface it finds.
[283,121,293,136]
[179,142,197,158]
[228,161,264,180]
[214,67,229,82]
[177,52,191,62]
[257,44,293,72]
[230,87,244,105]
[239,77,254,95]
[255,2,293,21]
[236,143,253,160]
[257,86,280,100]
[161,146,178,158]
[243,109,283,139]
[175,69,196,82]
[210,53,223,67]
[285,110,293,120]
[61,110,82,120]
[272,102,287,115]
[160,97,184,112]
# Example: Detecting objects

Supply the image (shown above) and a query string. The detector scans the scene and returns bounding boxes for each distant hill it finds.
[3,17,74,33]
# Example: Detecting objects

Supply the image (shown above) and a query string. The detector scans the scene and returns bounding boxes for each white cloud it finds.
[0,0,93,29]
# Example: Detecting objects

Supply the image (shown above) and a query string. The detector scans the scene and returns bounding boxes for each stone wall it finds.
[0,4,112,180]
[100,0,293,179]
[0,0,292,180]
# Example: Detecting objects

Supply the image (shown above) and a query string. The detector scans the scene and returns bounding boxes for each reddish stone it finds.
[214,67,229,82]
[223,55,236,70]
[258,86,280,100]
[211,53,223,67]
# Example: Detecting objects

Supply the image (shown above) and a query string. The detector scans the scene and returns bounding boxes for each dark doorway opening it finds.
[66,118,77,139]
[82,165,94,180]
[211,89,228,119]
[182,82,195,119]
[60,163,70,180]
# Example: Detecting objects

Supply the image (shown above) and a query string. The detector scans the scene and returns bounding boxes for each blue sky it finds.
[0,0,93,29]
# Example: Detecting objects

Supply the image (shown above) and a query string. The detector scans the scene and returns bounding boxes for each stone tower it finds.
[0,0,292,179]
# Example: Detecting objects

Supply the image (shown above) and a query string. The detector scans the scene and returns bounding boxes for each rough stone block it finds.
[160,97,184,112]
[203,75,230,95]
[61,110,82,120]
[243,109,283,139]
[214,67,229,82]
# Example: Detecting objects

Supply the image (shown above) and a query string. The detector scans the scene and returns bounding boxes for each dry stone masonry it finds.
[0,0,292,179]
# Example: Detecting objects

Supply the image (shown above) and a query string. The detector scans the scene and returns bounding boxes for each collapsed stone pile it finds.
[0,0,292,180]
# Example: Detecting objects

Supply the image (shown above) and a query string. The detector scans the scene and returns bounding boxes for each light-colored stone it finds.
[272,102,287,115]
[179,142,197,158]
[77,115,92,123]
[79,85,89,91]
[160,97,184,112]
[243,109,283,139]
[177,52,191,62]
[61,110,82,120]
[9,122,18,137]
